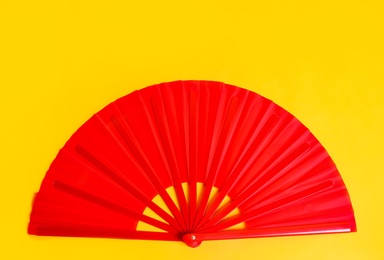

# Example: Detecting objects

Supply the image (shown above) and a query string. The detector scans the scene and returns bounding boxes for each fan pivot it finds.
[183,234,202,248]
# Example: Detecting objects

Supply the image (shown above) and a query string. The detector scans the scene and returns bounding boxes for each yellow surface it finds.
[1,0,384,259]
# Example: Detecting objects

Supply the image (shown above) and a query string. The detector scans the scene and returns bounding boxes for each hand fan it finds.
[28,80,356,247]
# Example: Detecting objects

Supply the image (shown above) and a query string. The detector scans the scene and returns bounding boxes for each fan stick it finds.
[193,96,239,230]
[34,226,180,241]
[195,114,278,230]
[109,115,187,232]
[188,90,198,230]
[197,142,311,231]
[183,222,352,244]
[75,145,183,232]
[201,180,334,232]
[150,97,190,229]
[53,180,179,235]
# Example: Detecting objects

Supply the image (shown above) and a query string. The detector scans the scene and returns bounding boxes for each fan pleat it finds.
[150,96,190,230]
[110,106,187,232]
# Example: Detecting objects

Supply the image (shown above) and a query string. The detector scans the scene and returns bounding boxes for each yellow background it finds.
[1,0,384,259]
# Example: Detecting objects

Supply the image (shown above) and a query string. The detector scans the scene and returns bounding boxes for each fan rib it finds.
[202,84,226,182]
[35,226,180,241]
[209,93,262,189]
[184,221,351,243]
[150,96,190,229]
[195,113,279,231]
[248,199,355,232]
[246,118,310,189]
[193,96,239,230]
[53,180,179,234]
[202,180,334,232]
[245,148,335,210]
[188,90,198,230]
[241,159,332,212]
[110,114,187,232]
[198,142,311,231]
[74,145,183,232]
[95,112,158,192]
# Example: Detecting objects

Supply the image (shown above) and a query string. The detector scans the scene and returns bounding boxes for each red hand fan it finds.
[28,80,356,247]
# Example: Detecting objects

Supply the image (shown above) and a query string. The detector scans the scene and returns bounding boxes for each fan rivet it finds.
[191,235,196,240]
